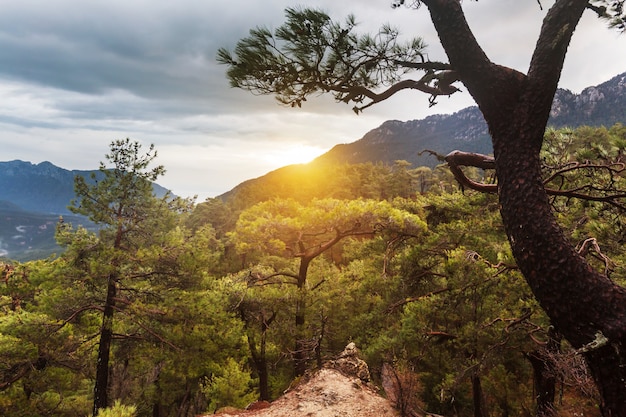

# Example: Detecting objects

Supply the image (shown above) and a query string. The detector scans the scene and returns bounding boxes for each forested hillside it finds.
[0,201,95,261]
[219,72,626,205]
[1,125,624,416]
[0,161,169,261]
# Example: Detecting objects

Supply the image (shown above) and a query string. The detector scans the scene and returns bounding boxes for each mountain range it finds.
[1,71,625,261]
[0,162,169,261]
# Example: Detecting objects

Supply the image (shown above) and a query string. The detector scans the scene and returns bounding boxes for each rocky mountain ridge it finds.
[550,72,626,124]
[315,71,626,169]
[0,160,170,215]
[0,160,95,215]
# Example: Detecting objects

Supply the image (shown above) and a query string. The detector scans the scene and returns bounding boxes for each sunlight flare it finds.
[262,144,327,166]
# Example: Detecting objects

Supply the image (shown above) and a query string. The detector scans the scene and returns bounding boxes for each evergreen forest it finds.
[1,124,626,417]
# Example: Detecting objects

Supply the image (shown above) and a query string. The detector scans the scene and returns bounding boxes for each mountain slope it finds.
[0,161,170,261]
[550,72,626,127]
[0,204,95,261]
[0,160,91,215]
[2,72,625,260]
[218,71,626,206]
[314,71,626,169]
[315,107,491,169]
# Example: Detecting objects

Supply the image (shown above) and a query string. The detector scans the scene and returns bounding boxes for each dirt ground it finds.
[209,367,400,417]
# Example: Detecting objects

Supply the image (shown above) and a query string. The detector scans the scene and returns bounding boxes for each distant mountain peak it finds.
[550,71,626,124]
[0,161,170,215]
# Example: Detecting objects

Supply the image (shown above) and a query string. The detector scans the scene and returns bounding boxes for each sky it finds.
[0,1,624,201]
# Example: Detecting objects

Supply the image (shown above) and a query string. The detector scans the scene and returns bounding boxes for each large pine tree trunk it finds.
[493,104,626,416]
[422,0,626,414]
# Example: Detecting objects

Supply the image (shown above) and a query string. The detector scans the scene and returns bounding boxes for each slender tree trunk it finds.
[527,330,561,417]
[294,257,312,376]
[247,331,271,401]
[256,356,270,402]
[93,274,117,416]
[471,374,488,417]
[152,393,163,416]
[315,314,327,369]
[294,295,307,376]
[152,366,166,417]
[240,306,275,401]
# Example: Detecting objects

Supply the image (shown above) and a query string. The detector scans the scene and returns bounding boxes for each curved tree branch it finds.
[523,0,591,141]
[444,150,497,193]
[420,0,526,120]
[445,150,626,210]
[347,73,460,113]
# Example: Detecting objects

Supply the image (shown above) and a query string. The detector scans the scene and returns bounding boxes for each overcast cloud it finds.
[0,0,624,200]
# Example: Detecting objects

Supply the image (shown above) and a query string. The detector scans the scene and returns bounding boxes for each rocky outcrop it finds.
[327,342,371,382]
[210,344,398,417]
[550,72,626,127]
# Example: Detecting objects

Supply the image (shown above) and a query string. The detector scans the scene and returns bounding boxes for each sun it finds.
[264,144,327,166]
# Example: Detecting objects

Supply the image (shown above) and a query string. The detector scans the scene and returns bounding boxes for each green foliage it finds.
[94,400,137,417]
[230,197,426,260]
[193,160,459,247]
[228,196,427,379]
[217,7,429,112]
[542,124,626,282]
[202,358,257,413]
[589,0,626,31]
[185,197,236,238]
[0,141,241,416]
[71,138,166,227]
[359,192,540,414]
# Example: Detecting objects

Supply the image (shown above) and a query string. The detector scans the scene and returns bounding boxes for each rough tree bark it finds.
[421,0,626,415]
